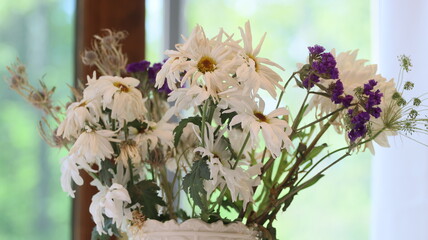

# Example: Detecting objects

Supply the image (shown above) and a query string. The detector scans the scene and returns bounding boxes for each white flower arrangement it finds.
[6,22,426,240]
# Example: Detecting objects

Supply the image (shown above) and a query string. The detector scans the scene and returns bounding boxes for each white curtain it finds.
[371,1,428,240]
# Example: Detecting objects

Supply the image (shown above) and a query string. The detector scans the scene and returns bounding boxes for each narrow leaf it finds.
[173,116,202,147]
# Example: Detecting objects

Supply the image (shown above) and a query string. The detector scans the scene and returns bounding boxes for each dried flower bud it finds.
[30,91,45,103]
[131,209,146,227]
[108,55,120,66]
[52,128,65,147]
[115,31,127,40]
[29,91,50,109]
[82,50,98,65]
[101,35,115,46]
[16,65,26,75]
[9,75,25,89]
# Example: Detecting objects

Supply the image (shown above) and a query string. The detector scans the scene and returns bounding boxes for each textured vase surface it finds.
[129,219,258,240]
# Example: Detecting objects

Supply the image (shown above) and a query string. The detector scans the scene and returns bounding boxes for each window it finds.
[0,0,74,239]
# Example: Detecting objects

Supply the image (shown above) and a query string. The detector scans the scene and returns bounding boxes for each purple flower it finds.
[331,80,344,104]
[126,60,150,73]
[341,95,354,108]
[312,52,339,79]
[362,80,383,118]
[348,111,370,142]
[363,79,377,94]
[148,63,163,83]
[303,74,320,89]
[329,80,354,107]
[308,45,325,55]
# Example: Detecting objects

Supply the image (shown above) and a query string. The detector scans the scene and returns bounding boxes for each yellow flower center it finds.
[77,101,87,108]
[248,54,259,72]
[254,111,269,123]
[197,56,217,73]
[113,82,130,92]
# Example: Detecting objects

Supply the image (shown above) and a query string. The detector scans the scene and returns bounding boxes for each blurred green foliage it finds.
[185,0,371,239]
[0,0,73,239]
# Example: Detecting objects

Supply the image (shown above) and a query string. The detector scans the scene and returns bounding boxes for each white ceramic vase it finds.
[127,219,259,240]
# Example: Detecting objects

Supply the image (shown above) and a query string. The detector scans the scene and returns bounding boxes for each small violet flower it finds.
[126,60,172,94]
[348,110,370,142]
[330,80,354,108]
[303,45,339,89]
[126,60,150,73]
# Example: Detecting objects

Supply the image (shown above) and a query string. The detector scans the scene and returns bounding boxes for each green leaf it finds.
[305,143,328,161]
[127,119,148,131]
[176,209,190,221]
[99,159,115,186]
[173,116,202,147]
[207,213,232,224]
[281,192,296,212]
[219,109,237,125]
[128,180,166,219]
[182,159,211,211]
[91,228,110,240]
[220,196,241,213]
[300,174,324,191]
[90,216,121,240]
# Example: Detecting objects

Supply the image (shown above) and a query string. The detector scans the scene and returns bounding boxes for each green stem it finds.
[128,158,134,185]
[296,106,348,132]
[200,100,209,147]
[159,166,177,219]
[210,132,251,213]
[276,71,298,109]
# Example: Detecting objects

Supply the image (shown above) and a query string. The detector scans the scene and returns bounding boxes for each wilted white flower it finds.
[60,154,84,198]
[167,85,210,114]
[131,120,175,158]
[90,180,132,234]
[228,97,292,158]
[57,98,102,140]
[195,124,261,207]
[69,128,118,166]
[117,140,141,167]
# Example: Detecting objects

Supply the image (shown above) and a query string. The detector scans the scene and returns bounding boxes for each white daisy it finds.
[69,128,118,167]
[228,97,292,158]
[57,98,102,140]
[84,75,147,127]
[236,21,285,98]
[156,25,239,100]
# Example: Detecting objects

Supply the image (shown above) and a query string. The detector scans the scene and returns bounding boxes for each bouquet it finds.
[6,22,425,240]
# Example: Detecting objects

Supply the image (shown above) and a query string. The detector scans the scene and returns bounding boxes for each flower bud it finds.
[82,50,98,65]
